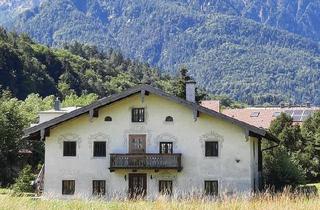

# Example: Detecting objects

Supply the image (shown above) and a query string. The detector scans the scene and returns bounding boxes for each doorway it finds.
[128,173,147,198]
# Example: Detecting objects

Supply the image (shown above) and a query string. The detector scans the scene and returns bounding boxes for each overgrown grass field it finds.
[0,189,320,210]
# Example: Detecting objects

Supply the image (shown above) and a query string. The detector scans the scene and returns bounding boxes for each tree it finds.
[173,67,190,100]
[264,113,307,189]
[300,111,320,181]
[171,67,207,102]
[0,91,27,187]
[269,113,303,153]
[263,147,305,190]
[62,93,99,107]
[12,165,35,193]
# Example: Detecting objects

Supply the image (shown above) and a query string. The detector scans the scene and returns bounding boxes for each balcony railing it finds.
[109,153,182,171]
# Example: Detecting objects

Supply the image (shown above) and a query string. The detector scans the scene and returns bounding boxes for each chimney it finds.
[186,80,196,103]
[54,97,61,111]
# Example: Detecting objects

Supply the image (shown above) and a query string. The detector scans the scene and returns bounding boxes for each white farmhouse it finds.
[24,82,277,199]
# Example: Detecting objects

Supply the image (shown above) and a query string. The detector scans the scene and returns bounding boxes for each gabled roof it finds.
[201,100,220,112]
[24,85,277,142]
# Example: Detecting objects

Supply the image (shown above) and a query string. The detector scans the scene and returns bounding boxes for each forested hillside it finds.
[0,27,192,100]
[1,0,320,104]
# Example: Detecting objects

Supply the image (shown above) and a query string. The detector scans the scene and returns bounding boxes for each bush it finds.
[12,165,35,194]
[263,147,306,191]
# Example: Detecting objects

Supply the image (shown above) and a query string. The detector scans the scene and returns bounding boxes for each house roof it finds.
[223,107,320,129]
[38,106,79,114]
[24,85,277,142]
[201,100,220,112]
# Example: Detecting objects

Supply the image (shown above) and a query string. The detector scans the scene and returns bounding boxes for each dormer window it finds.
[132,108,145,122]
[104,116,112,122]
[165,116,173,122]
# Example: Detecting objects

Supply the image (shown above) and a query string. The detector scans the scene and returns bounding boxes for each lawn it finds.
[0,191,320,210]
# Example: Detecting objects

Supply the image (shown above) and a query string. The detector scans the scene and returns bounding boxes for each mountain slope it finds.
[1,0,320,105]
[2,0,320,42]
[0,28,184,100]
[183,0,320,42]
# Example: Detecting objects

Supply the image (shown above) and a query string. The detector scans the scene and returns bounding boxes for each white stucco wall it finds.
[43,93,258,199]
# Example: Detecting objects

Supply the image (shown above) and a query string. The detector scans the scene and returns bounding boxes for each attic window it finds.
[104,116,112,122]
[165,116,174,122]
[250,112,260,117]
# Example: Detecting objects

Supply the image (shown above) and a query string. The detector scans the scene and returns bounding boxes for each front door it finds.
[129,135,146,153]
[128,173,147,198]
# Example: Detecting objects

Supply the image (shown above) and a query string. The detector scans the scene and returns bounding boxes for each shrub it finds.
[12,165,35,194]
[263,147,306,190]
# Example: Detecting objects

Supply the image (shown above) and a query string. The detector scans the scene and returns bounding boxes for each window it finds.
[205,141,218,157]
[129,135,146,153]
[132,108,145,122]
[93,142,106,157]
[63,141,76,156]
[62,180,75,195]
[104,116,112,121]
[204,181,218,196]
[92,180,106,196]
[160,142,173,154]
[165,116,173,122]
[250,112,260,117]
[159,180,172,195]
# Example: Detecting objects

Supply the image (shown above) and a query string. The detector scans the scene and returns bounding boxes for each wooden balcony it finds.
[109,153,182,172]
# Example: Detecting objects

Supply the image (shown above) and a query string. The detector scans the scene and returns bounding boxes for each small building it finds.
[24,83,277,199]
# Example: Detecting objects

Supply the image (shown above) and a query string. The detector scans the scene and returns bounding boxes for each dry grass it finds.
[307,183,320,191]
[0,191,319,210]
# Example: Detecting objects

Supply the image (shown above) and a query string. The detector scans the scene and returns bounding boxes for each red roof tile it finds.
[222,107,320,128]
[201,100,220,112]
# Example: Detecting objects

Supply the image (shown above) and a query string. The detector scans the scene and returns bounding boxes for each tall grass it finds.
[0,190,319,210]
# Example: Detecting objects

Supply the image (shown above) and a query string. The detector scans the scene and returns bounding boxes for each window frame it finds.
[63,141,77,157]
[159,142,173,154]
[159,180,173,196]
[205,141,219,157]
[131,108,145,123]
[62,180,75,195]
[204,180,218,196]
[92,180,106,196]
[93,141,106,157]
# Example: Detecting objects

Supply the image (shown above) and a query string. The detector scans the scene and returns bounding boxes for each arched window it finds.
[165,116,173,122]
[104,116,112,122]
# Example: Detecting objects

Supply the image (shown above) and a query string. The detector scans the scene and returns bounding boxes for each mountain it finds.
[1,0,320,105]
[0,0,41,25]
[187,0,320,42]
[0,28,188,100]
